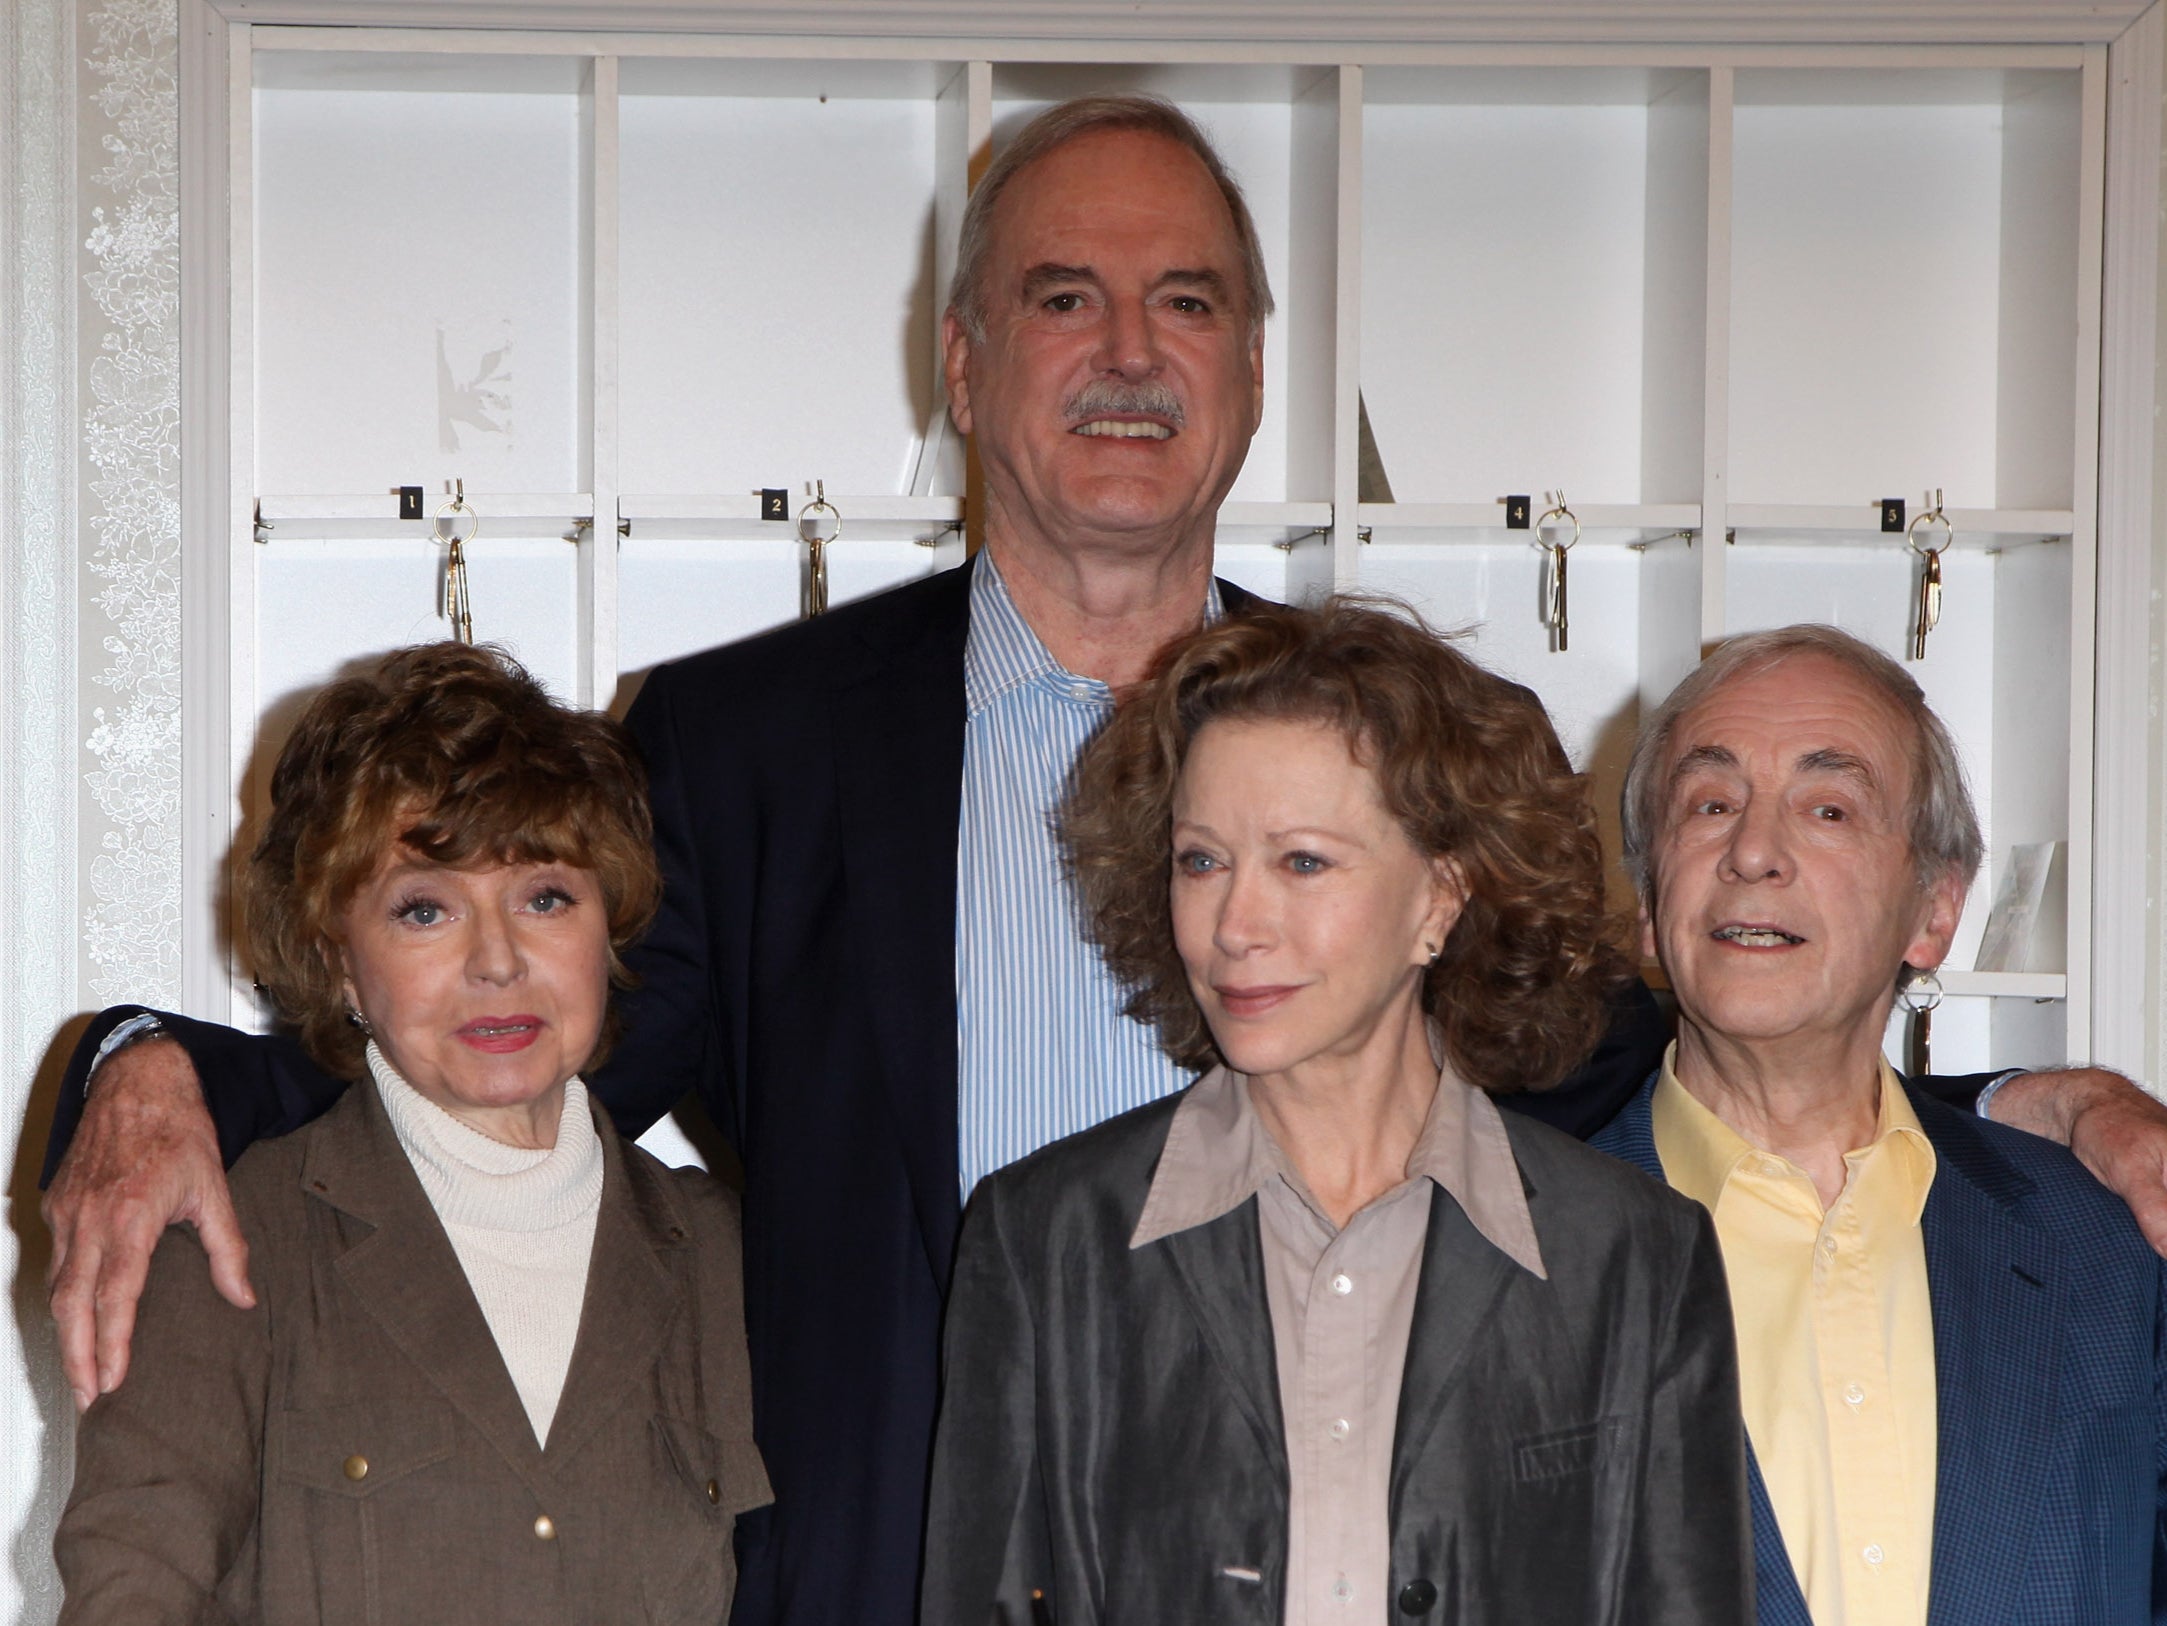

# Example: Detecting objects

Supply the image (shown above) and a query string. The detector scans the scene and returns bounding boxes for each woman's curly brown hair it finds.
[238,642,663,1081]
[1061,597,1629,1093]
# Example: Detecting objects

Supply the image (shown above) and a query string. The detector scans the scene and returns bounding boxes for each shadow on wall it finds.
[12,1012,92,1615]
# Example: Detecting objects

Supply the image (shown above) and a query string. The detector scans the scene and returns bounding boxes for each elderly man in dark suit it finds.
[1591,624,2167,1626]
[36,96,2167,1626]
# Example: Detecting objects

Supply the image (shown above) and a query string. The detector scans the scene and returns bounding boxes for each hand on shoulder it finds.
[43,1038,253,1411]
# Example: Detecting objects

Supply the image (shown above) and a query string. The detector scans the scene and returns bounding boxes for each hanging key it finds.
[434,480,478,644]
[444,537,474,644]
[1905,1001,1932,1077]
[1911,547,1942,660]
[1906,491,1952,662]
[1901,969,1942,1078]
[799,480,842,618]
[1534,492,1579,654]
[1548,542,1569,651]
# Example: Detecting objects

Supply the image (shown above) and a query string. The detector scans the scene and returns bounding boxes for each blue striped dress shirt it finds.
[955,552,1221,1201]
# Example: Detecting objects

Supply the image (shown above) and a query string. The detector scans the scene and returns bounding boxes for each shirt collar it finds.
[962,547,1225,717]
[1651,1041,1937,1224]
[1130,1057,1547,1279]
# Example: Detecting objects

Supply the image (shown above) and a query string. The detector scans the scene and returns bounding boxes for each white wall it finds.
[2,0,180,1616]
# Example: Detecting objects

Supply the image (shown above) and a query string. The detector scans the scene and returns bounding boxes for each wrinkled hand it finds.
[1988,1065,2167,1257]
[41,1038,254,1411]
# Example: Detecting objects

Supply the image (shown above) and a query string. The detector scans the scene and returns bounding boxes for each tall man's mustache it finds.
[1063,380,1186,430]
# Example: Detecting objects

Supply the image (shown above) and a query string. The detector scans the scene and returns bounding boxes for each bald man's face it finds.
[943,127,1265,562]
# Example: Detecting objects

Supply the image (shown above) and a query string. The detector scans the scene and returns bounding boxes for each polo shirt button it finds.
[1843,1382,1866,1408]
[1862,1543,1884,1567]
[1398,1578,1439,1614]
[1330,1272,1354,1296]
[533,1514,557,1541]
[1331,1579,1353,1603]
[1327,1418,1351,1441]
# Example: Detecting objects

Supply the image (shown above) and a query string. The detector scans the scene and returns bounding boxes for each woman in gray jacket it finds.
[923,599,1750,1625]
[56,643,768,1625]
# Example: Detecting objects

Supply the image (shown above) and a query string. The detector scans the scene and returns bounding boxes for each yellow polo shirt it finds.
[1651,1048,1938,1626]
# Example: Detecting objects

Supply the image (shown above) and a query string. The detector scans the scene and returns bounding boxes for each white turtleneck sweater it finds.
[367,1043,604,1447]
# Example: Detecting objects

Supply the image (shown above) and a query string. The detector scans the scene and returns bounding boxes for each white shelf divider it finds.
[1359,501,1700,540]
[585,53,621,710]
[1726,502,2076,541]
[2059,42,2108,1058]
[620,493,964,525]
[1942,971,2068,1001]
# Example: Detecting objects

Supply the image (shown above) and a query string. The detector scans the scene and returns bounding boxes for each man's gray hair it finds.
[947,94,1276,345]
[1618,624,1985,897]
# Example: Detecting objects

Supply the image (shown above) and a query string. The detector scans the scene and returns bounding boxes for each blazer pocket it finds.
[642,1414,743,1625]
[1513,1417,1629,1483]
[276,1398,457,1497]
[653,1413,758,1513]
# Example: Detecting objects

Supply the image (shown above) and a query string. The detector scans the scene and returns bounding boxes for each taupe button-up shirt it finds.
[1131,1061,1547,1625]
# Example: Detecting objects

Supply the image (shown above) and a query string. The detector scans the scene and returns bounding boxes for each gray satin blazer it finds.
[923,1087,1753,1626]
[56,1078,770,1626]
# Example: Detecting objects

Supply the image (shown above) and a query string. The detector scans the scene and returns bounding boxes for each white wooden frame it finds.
[177,0,2163,1078]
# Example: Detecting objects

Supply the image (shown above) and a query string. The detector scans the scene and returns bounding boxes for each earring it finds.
[346,1006,373,1037]
[1898,967,1942,1078]
[1423,943,1442,964]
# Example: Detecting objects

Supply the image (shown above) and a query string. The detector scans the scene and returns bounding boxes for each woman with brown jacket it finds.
[55,643,769,1625]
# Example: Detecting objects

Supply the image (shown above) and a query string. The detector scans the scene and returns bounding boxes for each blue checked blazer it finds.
[1592,1076,2167,1625]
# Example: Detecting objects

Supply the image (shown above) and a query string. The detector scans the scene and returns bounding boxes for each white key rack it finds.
[172,2,2165,1079]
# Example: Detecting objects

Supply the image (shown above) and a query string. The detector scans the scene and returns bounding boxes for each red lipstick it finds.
[456,1015,543,1054]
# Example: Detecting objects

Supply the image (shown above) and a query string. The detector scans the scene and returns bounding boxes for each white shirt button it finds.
[1862,1543,1885,1567]
[1328,1417,1351,1441]
[1843,1382,1866,1408]
[1331,1580,1354,1604]
[1821,1236,1839,1257]
[1330,1272,1354,1296]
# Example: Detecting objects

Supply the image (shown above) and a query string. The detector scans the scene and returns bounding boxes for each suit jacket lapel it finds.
[1746,1446,1814,1626]
[1913,1096,2061,1626]
[541,1111,683,1469]
[1157,1201,1287,1475]
[829,559,975,1281]
[1592,1079,1816,1623]
[302,1084,549,1482]
[1585,1074,1663,1179]
[1391,1186,1519,1498]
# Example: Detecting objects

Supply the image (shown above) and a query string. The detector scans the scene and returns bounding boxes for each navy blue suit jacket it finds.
[1592,1076,2167,1625]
